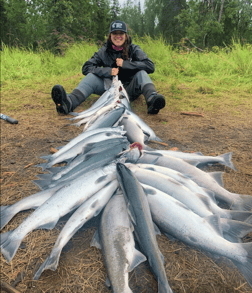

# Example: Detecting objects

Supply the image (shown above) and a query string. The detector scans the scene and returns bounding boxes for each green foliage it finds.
[1,41,98,88]
[177,0,252,49]
[2,36,251,91]
[1,0,252,53]
[1,37,252,115]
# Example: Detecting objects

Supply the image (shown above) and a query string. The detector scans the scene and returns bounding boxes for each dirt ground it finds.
[1,91,252,293]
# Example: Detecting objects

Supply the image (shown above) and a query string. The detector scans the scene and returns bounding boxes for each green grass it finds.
[1,37,252,114]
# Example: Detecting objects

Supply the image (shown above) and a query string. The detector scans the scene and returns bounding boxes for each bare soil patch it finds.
[1,91,252,293]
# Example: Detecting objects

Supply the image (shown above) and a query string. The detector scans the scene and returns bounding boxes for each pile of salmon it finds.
[1,77,252,292]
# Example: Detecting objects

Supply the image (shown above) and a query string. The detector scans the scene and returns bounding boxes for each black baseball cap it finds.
[109,20,127,33]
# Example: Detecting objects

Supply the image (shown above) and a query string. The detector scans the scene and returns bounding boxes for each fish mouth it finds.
[130,142,143,152]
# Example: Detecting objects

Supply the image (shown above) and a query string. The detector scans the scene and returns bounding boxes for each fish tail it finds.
[35,163,48,171]
[221,219,252,243]
[233,243,252,287]
[36,173,53,181]
[0,206,14,230]
[68,111,79,116]
[218,152,237,171]
[32,179,50,190]
[46,166,62,175]
[40,155,51,161]
[154,136,163,142]
[232,194,252,211]
[228,210,252,222]
[33,249,61,280]
[0,230,22,263]
[71,122,80,127]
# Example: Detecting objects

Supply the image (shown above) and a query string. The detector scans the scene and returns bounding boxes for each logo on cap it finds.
[112,23,123,28]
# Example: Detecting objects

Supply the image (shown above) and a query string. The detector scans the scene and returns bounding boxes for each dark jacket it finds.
[82,37,155,87]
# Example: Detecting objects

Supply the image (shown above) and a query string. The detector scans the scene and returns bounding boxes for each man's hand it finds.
[116,58,123,67]
[111,67,119,76]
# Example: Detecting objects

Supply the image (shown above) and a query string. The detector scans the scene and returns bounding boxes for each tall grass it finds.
[134,36,252,88]
[1,36,252,93]
[1,42,98,88]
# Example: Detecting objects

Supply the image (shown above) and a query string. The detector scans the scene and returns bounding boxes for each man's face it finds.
[111,31,126,47]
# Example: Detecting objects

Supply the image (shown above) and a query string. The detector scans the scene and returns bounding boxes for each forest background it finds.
[1,0,252,54]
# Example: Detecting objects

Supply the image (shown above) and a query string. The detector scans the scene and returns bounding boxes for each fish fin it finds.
[164,232,178,242]
[130,221,134,232]
[194,152,204,156]
[1,230,22,263]
[142,145,155,151]
[105,276,111,288]
[33,249,61,280]
[46,167,62,174]
[35,163,48,171]
[40,155,51,161]
[127,206,137,226]
[201,188,216,203]
[90,230,101,249]
[95,175,108,184]
[204,214,223,237]
[71,122,81,127]
[208,171,224,187]
[143,186,157,195]
[245,215,252,225]
[128,249,147,272]
[69,111,79,116]
[143,133,150,142]
[144,151,163,157]
[0,206,14,230]
[221,218,252,243]
[232,243,252,287]
[160,252,165,265]
[37,219,59,230]
[227,210,252,223]
[218,152,237,171]
[231,194,252,211]
[82,143,96,154]
[153,222,161,235]
[154,136,163,142]
[124,194,137,226]
[36,174,53,181]
[196,193,213,212]
[158,278,173,293]
[32,180,50,190]
[183,159,201,166]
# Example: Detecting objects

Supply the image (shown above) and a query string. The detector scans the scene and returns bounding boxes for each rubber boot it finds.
[51,86,86,114]
[51,85,73,114]
[142,83,166,114]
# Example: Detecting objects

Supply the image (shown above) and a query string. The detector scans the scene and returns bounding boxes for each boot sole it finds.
[148,95,166,114]
[51,85,71,114]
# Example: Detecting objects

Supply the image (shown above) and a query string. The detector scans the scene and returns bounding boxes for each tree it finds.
[157,0,188,45]
[177,0,252,48]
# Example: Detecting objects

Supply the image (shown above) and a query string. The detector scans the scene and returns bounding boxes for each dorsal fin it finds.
[208,172,224,187]
[201,188,216,203]
[184,159,201,166]
[90,230,101,249]
[204,215,223,237]
[196,193,212,212]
